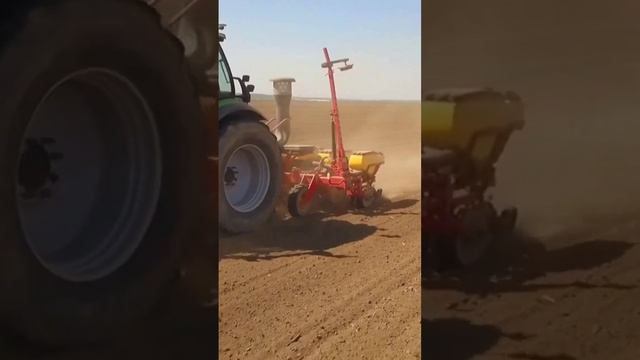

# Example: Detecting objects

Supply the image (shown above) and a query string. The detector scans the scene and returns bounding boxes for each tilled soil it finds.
[219,100,421,359]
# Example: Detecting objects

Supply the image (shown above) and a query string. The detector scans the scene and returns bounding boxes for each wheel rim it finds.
[16,68,162,282]
[224,144,271,213]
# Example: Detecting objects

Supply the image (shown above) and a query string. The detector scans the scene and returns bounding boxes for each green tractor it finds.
[218,24,283,234]
[0,0,221,347]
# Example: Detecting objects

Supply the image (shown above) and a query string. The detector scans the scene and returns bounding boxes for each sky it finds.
[219,0,421,101]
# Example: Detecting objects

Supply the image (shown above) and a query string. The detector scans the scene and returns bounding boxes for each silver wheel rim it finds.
[224,144,271,213]
[16,68,162,282]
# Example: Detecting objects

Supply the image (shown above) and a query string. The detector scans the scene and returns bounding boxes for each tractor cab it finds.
[218,25,255,104]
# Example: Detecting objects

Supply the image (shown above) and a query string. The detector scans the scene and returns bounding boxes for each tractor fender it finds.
[219,102,267,127]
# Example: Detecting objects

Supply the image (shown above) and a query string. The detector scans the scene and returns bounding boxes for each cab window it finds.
[218,49,233,96]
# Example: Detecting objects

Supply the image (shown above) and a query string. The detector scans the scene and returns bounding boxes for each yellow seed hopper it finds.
[423,88,524,170]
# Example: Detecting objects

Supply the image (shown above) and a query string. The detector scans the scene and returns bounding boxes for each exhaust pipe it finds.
[269,78,296,146]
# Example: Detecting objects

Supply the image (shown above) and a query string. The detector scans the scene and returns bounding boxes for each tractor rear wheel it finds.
[219,119,282,233]
[0,0,208,346]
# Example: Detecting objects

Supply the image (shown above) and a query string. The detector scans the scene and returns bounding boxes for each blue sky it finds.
[220,0,421,101]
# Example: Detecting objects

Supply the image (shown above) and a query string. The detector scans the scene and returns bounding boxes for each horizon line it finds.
[251,93,420,102]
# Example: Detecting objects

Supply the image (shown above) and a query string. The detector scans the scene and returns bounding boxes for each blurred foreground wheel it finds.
[0,0,207,346]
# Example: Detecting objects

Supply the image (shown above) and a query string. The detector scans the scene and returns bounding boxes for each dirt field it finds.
[423,1,640,359]
[218,99,421,359]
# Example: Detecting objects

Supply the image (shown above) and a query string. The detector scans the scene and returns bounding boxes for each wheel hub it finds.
[18,138,61,200]
[224,165,239,186]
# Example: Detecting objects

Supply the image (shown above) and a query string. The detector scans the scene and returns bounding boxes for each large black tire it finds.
[0,0,208,346]
[219,119,282,233]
